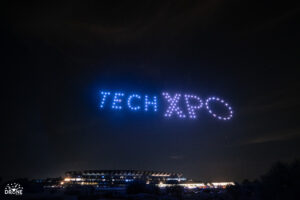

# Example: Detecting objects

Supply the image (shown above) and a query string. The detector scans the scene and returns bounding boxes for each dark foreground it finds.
[1,160,300,200]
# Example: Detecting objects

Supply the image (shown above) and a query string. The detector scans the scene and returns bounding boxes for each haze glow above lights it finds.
[205,97,233,120]
[98,90,233,121]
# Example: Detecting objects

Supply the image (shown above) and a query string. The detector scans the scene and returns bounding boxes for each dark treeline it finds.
[226,160,300,200]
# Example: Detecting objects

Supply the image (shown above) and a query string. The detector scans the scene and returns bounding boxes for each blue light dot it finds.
[112,92,124,110]
[144,95,158,112]
[127,94,141,111]
[99,91,111,108]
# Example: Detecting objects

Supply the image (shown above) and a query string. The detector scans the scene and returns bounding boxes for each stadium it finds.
[63,170,185,186]
[61,170,234,189]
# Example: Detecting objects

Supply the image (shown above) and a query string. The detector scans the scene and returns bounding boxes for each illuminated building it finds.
[63,170,184,186]
[61,170,234,189]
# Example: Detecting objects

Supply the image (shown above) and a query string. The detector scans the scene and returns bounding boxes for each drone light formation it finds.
[99,90,234,121]
[205,97,233,120]
[144,95,158,112]
[127,94,141,111]
[112,92,124,109]
[100,91,111,108]
[184,94,203,119]
[162,92,186,118]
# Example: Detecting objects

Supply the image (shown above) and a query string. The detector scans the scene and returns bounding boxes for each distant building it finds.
[62,170,185,186]
[60,170,234,189]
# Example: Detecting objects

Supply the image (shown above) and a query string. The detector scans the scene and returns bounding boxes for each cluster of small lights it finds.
[98,90,234,121]
[205,97,233,120]
[184,94,203,119]
[144,95,158,111]
[112,92,124,109]
[162,92,186,118]
[99,91,111,108]
[127,94,141,111]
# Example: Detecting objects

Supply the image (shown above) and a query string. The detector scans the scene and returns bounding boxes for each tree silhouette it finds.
[260,160,300,200]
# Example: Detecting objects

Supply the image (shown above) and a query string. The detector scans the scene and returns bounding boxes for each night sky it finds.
[2,1,300,182]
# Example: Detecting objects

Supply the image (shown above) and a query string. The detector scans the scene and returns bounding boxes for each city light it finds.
[62,170,235,190]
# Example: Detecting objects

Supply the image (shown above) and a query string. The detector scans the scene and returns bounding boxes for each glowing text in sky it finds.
[99,91,233,120]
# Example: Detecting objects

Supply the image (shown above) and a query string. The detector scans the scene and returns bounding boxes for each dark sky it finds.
[2,1,300,182]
